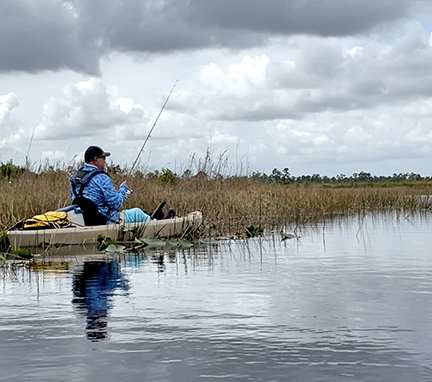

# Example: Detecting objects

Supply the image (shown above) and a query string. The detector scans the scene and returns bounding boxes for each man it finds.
[70,146,152,225]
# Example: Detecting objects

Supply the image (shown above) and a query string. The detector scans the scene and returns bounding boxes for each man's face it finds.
[94,155,106,170]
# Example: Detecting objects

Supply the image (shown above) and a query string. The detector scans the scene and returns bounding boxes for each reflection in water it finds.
[72,260,128,341]
[2,213,432,381]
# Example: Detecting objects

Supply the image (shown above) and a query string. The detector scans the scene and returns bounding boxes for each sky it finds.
[1,0,432,177]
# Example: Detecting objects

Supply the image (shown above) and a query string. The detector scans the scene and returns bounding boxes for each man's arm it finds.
[93,174,128,210]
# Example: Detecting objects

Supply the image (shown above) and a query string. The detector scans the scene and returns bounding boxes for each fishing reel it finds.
[125,189,133,198]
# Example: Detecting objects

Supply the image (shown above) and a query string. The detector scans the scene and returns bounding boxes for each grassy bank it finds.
[1,169,432,235]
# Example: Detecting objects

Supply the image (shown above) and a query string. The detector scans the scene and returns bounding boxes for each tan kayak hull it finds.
[7,211,203,248]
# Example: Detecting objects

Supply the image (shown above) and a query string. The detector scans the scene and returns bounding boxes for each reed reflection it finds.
[72,259,129,341]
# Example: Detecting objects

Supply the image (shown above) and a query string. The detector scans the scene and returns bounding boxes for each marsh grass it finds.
[2,169,432,235]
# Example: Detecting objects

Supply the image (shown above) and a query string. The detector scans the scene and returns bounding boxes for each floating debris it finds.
[281,232,300,241]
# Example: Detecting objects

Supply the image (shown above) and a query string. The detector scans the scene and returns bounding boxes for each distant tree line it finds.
[135,167,432,186]
[1,161,431,186]
[248,168,431,185]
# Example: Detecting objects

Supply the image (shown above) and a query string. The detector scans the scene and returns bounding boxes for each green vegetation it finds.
[0,232,10,252]
[245,225,264,238]
[0,161,25,181]
[157,168,177,185]
[96,234,116,251]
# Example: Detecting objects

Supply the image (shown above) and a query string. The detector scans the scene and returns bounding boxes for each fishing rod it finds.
[129,79,178,175]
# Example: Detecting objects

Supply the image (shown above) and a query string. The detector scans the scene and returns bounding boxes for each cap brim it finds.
[102,152,111,157]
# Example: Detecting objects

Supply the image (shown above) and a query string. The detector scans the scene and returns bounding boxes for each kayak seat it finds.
[57,204,85,227]
[72,196,108,226]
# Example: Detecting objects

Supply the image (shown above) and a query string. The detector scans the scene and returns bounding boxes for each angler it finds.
[70,146,174,226]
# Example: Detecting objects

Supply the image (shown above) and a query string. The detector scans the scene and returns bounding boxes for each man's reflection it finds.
[72,260,128,341]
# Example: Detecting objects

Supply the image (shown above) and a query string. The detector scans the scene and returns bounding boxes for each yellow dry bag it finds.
[23,211,71,230]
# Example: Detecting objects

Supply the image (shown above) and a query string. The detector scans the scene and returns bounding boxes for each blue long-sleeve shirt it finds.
[70,164,128,223]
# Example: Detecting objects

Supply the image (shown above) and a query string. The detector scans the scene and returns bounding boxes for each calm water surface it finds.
[1,213,432,381]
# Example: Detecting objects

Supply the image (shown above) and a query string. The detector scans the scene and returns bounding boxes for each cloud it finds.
[35,78,145,140]
[174,22,432,124]
[28,16,432,173]
[40,150,68,163]
[0,93,19,126]
[0,0,423,75]
[0,2,101,74]
[263,104,432,173]
[0,93,24,153]
[186,0,414,36]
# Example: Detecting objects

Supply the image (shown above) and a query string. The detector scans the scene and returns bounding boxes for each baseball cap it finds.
[84,146,111,163]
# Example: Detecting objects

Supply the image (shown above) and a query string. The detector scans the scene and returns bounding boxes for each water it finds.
[1,212,432,381]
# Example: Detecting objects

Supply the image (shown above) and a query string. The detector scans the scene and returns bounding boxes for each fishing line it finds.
[26,122,39,164]
[129,79,178,175]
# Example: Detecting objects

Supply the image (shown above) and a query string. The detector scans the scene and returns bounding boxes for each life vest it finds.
[70,168,111,226]
[70,168,106,197]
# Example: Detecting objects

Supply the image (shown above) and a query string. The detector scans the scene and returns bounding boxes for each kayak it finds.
[7,211,203,248]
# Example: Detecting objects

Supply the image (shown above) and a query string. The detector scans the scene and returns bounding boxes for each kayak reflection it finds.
[72,259,129,341]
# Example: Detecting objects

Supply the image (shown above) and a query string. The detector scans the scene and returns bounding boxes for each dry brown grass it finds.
[2,171,432,234]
